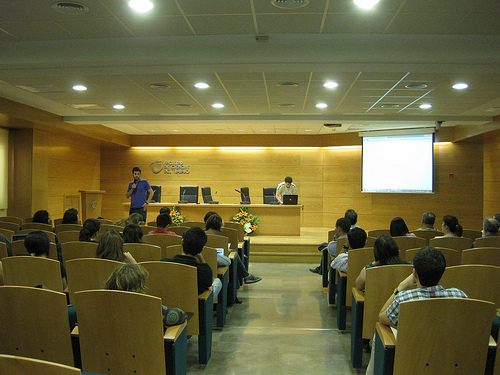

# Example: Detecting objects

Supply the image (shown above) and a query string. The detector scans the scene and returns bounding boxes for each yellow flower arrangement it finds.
[170,206,187,226]
[230,206,260,234]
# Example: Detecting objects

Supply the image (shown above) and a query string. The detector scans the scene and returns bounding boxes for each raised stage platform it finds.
[248,227,331,263]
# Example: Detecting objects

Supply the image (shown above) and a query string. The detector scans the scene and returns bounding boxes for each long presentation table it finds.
[123,203,303,236]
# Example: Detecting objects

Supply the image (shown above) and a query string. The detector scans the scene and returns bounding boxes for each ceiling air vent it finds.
[381,104,400,109]
[271,0,309,9]
[149,83,171,90]
[51,2,90,15]
[277,82,299,87]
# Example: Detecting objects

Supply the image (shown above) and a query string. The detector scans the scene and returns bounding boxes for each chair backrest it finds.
[54,224,83,235]
[140,261,199,336]
[139,225,156,234]
[182,221,205,228]
[123,243,161,262]
[327,229,336,243]
[0,222,20,233]
[461,247,500,267]
[0,286,74,366]
[21,222,53,232]
[474,236,500,248]
[346,247,374,307]
[223,222,245,242]
[405,247,461,266]
[0,354,81,375]
[367,229,390,238]
[206,234,230,256]
[0,241,7,259]
[57,231,81,244]
[429,236,473,251]
[179,185,199,203]
[99,224,123,233]
[363,264,413,339]
[392,236,426,260]
[166,225,189,236]
[263,187,277,204]
[96,218,113,224]
[61,241,98,264]
[201,186,213,203]
[142,234,183,258]
[0,228,15,241]
[462,229,482,241]
[53,218,64,226]
[393,298,495,375]
[365,236,376,247]
[219,227,238,252]
[65,258,122,306]
[240,187,250,203]
[18,229,57,244]
[165,244,183,259]
[409,229,444,244]
[440,264,500,307]
[0,216,23,226]
[203,246,218,279]
[2,256,64,292]
[10,241,58,261]
[74,290,166,375]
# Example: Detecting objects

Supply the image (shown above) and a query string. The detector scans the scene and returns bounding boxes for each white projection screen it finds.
[362,133,434,193]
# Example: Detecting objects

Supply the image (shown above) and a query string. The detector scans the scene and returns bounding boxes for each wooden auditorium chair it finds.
[0,221,20,233]
[0,354,81,375]
[139,261,214,364]
[0,216,24,226]
[204,245,229,329]
[73,290,187,375]
[2,256,65,292]
[165,225,189,236]
[65,258,122,306]
[429,236,473,251]
[462,229,483,241]
[373,298,495,375]
[0,228,15,241]
[0,286,75,367]
[98,224,123,233]
[224,221,250,269]
[181,221,205,228]
[0,241,8,259]
[392,236,426,260]
[56,231,81,244]
[474,236,500,248]
[139,224,156,233]
[60,241,98,264]
[96,218,113,225]
[142,233,182,258]
[327,237,348,302]
[10,240,58,261]
[461,247,500,267]
[21,222,53,232]
[54,224,83,235]
[409,229,444,244]
[367,229,390,238]
[123,243,162,262]
[17,229,57,244]
[405,247,461,266]
[351,264,413,368]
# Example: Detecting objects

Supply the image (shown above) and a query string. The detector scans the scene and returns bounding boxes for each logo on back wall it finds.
[150,160,190,174]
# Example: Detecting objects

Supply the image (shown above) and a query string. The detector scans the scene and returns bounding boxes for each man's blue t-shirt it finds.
[128,179,151,208]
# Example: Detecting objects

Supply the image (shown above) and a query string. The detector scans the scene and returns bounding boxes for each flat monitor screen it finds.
[362,133,433,193]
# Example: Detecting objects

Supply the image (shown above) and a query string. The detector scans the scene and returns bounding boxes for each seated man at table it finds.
[330,227,367,273]
[161,227,222,298]
[149,213,176,235]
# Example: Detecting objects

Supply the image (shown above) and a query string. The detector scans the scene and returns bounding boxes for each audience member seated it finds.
[330,227,367,273]
[161,227,221,298]
[79,218,101,242]
[104,263,187,329]
[414,211,438,230]
[123,223,144,243]
[114,212,145,227]
[32,209,52,226]
[355,235,410,291]
[390,217,417,237]
[472,217,499,247]
[204,212,261,286]
[345,208,361,230]
[149,214,176,235]
[61,208,79,224]
[96,229,137,264]
[436,214,463,238]
[365,246,468,374]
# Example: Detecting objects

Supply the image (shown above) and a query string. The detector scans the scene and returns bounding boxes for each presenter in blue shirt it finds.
[126,166,154,222]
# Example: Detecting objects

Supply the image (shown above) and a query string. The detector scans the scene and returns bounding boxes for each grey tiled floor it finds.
[186,263,369,374]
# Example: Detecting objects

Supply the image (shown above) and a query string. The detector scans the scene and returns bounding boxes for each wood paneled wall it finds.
[483,129,500,217]
[100,141,484,231]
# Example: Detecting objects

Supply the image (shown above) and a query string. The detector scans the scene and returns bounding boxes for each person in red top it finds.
[148,213,176,235]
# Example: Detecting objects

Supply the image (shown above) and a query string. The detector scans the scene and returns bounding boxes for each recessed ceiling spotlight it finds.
[195,82,209,89]
[238,129,245,132]
[405,83,428,89]
[212,103,224,108]
[316,103,328,108]
[113,104,125,109]
[128,0,153,12]
[51,2,89,14]
[172,129,179,132]
[260,129,267,132]
[305,129,312,132]
[323,81,339,88]
[194,129,200,132]
[277,82,299,87]
[452,83,468,90]
[72,85,87,91]
[419,104,432,109]
[151,129,158,132]
[353,0,379,9]
[381,104,400,108]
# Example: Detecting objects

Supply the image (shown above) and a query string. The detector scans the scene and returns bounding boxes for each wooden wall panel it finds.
[483,129,500,217]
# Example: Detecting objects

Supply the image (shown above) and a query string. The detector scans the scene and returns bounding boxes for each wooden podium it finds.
[79,190,106,222]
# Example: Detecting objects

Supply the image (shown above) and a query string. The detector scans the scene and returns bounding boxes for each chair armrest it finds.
[164,321,187,342]
[217,266,228,277]
[339,271,347,278]
[71,325,79,337]
[198,289,213,301]
[238,241,244,250]
[228,251,237,260]
[375,322,396,347]
[353,287,365,303]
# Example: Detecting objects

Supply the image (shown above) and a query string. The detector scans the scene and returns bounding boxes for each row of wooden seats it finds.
[367,228,484,242]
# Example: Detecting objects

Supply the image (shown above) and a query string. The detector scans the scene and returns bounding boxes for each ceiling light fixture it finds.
[195,82,209,89]
[381,104,400,108]
[405,83,428,89]
[316,103,328,108]
[128,0,153,13]
[212,103,224,108]
[277,82,299,87]
[271,0,310,10]
[452,83,468,90]
[278,103,296,108]
[72,85,87,91]
[149,83,170,89]
[51,2,89,14]
[113,104,125,109]
[353,0,380,9]
[323,81,339,88]
[419,104,432,109]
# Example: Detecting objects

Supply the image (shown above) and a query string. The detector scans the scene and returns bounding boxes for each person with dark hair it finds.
[126,166,154,222]
[483,217,499,237]
[310,217,351,274]
[148,213,176,235]
[330,227,367,273]
[115,212,144,227]
[390,217,417,237]
[437,215,463,237]
[159,207,171,216]
[356,235,409,290]
[61,208,79,224]
[32,210,50,224]
[79,218,101,242]
[123,223,144,243]
[96,229,137,264]
[276,176,297,204]
[104,263,187,329]
[344,209,360,229]
[161,227,221,297]
[415,211,437,231]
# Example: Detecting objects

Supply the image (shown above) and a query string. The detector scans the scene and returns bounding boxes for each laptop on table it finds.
[282,194,298,205]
